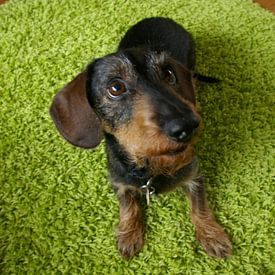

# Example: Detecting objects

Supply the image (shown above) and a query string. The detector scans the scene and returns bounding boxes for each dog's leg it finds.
[185,177,232,258]
[115,184,144,259]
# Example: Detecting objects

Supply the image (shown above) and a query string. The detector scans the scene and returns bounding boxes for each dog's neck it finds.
[104,133,151,186]
[104,133,196,192]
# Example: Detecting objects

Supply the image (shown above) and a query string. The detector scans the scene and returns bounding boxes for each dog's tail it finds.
[194,73,220,83]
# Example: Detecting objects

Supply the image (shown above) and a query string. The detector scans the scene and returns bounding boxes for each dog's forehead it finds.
[94,50,170,83]
[145,51,169,66]
[94,53,137,83]
[123,49,170,74]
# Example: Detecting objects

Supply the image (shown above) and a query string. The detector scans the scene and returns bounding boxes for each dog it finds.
[50,17,232,259]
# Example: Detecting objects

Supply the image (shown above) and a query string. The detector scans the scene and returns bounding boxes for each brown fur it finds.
[192,212,232,258]
[186,179,232,258]
[50,17,232,260]
[114,96,199,176]
[115,184,144,259]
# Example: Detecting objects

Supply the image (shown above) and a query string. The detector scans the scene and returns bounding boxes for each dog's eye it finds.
[107,79,127,98]
[163,67,177,85]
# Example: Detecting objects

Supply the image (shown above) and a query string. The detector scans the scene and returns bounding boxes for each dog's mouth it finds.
[164,144,188,156]
[154,143,188,158]
[146,142,195,175]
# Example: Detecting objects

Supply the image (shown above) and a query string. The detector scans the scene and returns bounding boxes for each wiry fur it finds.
[50,17,232,259]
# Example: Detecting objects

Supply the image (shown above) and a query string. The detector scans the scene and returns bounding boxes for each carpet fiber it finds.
[0,0,274,273]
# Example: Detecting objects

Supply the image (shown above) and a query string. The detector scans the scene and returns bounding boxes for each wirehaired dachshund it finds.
[50,17,232,259]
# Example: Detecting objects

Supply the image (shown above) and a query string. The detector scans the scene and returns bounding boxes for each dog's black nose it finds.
[164,116,199,142]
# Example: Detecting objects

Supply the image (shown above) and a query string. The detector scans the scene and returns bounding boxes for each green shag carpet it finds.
[0,0,274,273]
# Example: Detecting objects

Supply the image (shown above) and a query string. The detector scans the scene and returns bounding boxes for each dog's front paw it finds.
[117,229,144,259]
[196,221,232,259]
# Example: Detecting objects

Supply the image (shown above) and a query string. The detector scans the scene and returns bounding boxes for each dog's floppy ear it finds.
[50,71,103,148]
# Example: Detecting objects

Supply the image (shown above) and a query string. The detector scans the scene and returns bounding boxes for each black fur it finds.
[86,17,210,193]
[51,17,232,259]
[105,132,197,194]
[119,17,196,70]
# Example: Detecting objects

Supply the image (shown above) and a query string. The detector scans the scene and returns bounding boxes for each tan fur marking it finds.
[187,190,232,258]
[191,210,232,258]
[114,96,199,175]
[116,184,144,258]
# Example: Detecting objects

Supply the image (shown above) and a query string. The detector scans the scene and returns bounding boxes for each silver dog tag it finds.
[140,178,155,206]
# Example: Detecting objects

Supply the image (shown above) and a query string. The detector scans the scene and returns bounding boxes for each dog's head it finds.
[50,49,201,173]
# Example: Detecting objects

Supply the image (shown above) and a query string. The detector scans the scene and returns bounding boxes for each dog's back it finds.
[118,17,195,70]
